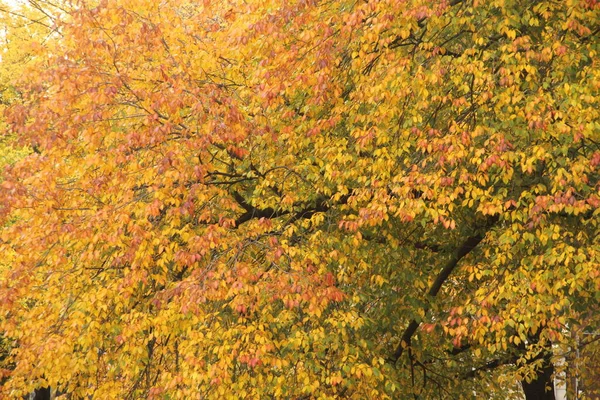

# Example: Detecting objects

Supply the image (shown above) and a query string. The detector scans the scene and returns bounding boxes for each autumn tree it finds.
[1,0,599,399]
[0,0,46,166]
[0,3,66,399]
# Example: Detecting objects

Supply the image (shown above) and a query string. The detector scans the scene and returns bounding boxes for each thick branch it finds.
[428,234,484,298]
[233,191,288,226]
[391,231,490,363]
[462,358,506,379]
[232,192,350,228]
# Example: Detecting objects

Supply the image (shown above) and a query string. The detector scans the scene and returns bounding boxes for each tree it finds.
[0,0,46,166]
[0,2,64,398]
[0,0,599,398]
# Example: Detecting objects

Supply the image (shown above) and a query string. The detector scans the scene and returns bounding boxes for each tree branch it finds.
[232,191,288,226]
[391,217,497,364]
[232,192,350,228]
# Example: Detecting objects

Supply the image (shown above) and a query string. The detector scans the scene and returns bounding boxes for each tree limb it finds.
[391,218,497,364]
[232,192,350,227]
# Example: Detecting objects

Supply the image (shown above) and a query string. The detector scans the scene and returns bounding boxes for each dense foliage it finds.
[1,0,599,398]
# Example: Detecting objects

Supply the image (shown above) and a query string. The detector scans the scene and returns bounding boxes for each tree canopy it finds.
[0,0,599,398]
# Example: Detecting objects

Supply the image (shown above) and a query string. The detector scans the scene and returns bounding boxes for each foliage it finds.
[0,0,47,167]
[0,0,599,398]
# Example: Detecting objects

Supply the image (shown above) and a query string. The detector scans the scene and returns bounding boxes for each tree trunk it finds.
[522,351,556,400]
[31,387,51,400]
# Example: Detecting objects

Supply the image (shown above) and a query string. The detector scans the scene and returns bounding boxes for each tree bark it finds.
[522,351,556,400]
[392,233,488,363]
[31,387,51,400]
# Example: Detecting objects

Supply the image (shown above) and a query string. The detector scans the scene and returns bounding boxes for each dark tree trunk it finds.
[522,351,556,400]
[32,387,51,400]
